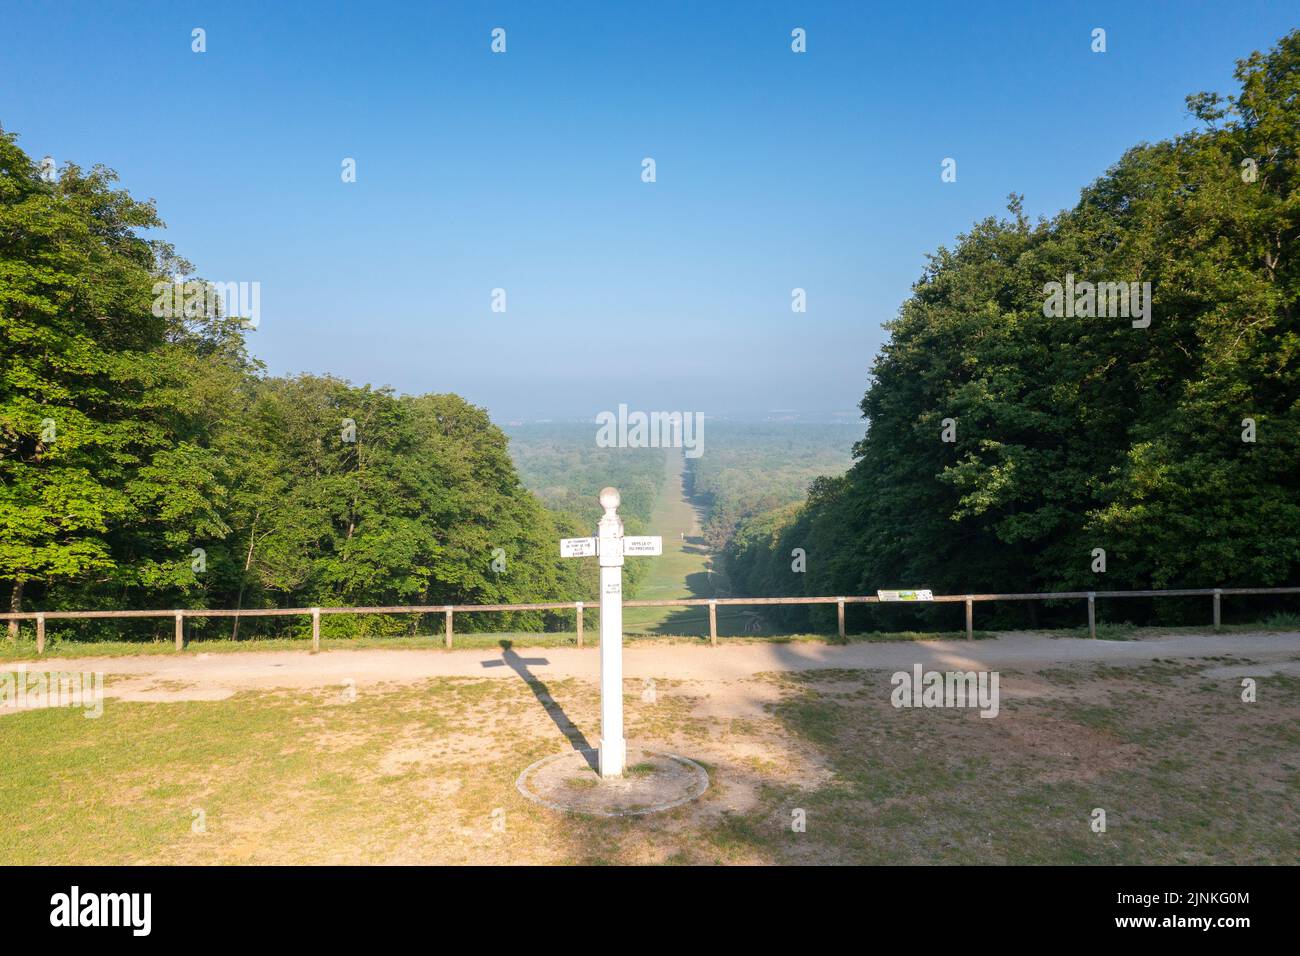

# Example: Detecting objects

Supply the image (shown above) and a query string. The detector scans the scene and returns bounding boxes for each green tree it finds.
[727,31,1300,628]
[1,128,594,643]
[0,130,236,634]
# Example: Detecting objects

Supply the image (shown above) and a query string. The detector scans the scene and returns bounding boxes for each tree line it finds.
[0,131,592,641]
[725,32,1300,631]
[505,422,668,596]
[684,422,856,551]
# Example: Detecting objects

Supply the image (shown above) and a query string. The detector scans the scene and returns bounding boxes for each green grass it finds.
[0,627,1003,660]
[621,451,752,637]
[731,663,1300,864]
[3,657,1298,864]
[1066,621,1141,641]
[1060,618,1300,641]
[0,632,585,660]
[8,615,1297,660]
[1260,611,1300,629]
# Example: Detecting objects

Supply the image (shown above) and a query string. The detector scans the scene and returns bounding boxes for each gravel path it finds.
[17,630,1299,705]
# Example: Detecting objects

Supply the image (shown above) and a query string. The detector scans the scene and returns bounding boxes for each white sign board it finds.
[622,535,663,556]
[559,537,598,558]
[877,589,934,602]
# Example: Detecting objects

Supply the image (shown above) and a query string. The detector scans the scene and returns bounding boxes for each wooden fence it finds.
[3,586,1298,655]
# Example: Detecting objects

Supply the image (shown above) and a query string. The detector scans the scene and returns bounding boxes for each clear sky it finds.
[3,1,1295,421]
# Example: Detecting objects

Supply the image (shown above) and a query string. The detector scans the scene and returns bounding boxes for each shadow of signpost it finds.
[653,569,716,637]
[652,566,760,638]
[482,642,597,771]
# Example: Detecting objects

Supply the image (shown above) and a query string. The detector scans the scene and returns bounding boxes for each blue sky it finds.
[3,1,1295,420]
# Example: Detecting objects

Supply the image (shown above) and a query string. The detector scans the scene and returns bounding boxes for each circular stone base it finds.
[516,747,708,816]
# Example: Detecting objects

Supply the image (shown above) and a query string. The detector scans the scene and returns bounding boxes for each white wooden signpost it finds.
[559,487,662,778]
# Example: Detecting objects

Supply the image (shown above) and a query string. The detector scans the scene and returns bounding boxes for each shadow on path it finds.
[481,642,597,771]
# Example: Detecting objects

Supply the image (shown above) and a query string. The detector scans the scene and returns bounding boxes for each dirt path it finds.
[17,630,1299,706]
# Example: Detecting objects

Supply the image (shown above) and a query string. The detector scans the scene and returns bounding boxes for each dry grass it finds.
[2,654,1296,864]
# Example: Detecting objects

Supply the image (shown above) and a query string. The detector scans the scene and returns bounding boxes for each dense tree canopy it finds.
[685,423,855,551]
[727,31,1300,630]
[0,130,588,640]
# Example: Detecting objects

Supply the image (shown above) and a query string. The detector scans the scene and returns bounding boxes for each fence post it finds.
[1213,588,1222,632]
[311,608,321,654]
[444,606,453,649]
[965,597,973,640]
[576,601,584,647]
[708,600,717,647]
[837,598,846,642]
[174,611,184,651]
[36,613,45,655]
[1087,593,1096,639]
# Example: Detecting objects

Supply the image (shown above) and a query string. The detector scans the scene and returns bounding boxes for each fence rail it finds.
[3,586,1298,655]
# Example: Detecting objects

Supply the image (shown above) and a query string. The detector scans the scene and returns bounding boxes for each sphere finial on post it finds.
[597,487,624,565]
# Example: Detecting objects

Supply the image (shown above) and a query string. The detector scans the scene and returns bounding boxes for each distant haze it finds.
[4,2,1294,421]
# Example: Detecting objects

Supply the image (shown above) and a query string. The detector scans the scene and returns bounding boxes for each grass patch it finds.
[2,651,1297,864]
[1258,611,1300,630]
[1063,621,1140,640]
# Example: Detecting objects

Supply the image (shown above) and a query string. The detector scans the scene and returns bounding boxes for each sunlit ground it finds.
[3,652,1296,864]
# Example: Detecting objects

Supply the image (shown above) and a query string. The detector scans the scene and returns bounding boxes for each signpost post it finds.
[559,487,661,779]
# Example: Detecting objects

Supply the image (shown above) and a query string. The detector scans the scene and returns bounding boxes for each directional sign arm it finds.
[559,537,598,558]
[622,535,662,556]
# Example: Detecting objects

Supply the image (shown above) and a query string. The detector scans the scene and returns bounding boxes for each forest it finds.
[0,133,593,641]
[505,423,664,530]
[684,422,856,551]
[725,32,1300,631]
[5,30,1298,643]
[505,422,666,595]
